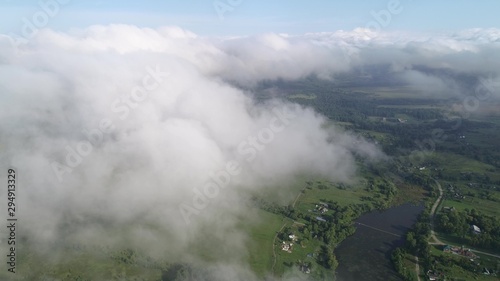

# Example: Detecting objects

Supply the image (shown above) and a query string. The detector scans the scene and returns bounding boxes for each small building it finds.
[299,263,311,274]
[443,245,453,253]
[281,241,293,252]
[318,206,328,214]
[442,206,456,212]
[471,225,481,235]
[427,270,442,280]
[316,216,327,222]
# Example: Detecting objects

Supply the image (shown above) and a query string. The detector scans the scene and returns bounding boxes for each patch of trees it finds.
[405,211,432,270]
[111,248,137,265]
[363,177,398,209]
[160,264,206,281]
[109,248,168,271]
[435,209,500,251]
[250,196,288,215]
[319,245,338,270]
[300,208,357,246]
[391,248,418,281]
[392,211,431,280]
[260,77,500,169]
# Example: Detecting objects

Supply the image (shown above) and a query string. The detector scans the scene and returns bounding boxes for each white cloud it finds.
[1,24,498,280]
[0,25,387,279]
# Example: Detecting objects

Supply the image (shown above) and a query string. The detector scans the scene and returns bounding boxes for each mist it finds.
[0,25,499,280]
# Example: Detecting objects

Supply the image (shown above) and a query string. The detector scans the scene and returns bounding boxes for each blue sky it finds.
[1,0,499,36]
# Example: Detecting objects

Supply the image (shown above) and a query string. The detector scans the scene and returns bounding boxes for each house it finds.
[442,206,456,212]
[316,216,327,222]
[299,263,311,274]
[303,266,311,274]
[443,245,479,260]
[427,270,441,280]
[281,241,293,253]
[464,249,479,260]
[471,225,481,235]
[443,245,453,253]
[314,202,329,214]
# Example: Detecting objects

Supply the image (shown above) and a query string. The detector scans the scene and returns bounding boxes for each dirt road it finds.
[429,180,500,259]
[429,179,444,245]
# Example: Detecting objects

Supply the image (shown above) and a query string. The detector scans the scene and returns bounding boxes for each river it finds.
[335,203,424,281]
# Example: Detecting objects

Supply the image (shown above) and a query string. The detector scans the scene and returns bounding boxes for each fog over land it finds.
[0,25,499,280]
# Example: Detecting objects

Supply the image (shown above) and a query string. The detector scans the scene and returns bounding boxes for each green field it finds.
[8,78,499,280]
[0,246,165,281]
[294,182,369,212]
[258,77,500,279]
[244,210,287,277]
[441,197,500,218]
[242,175,411,279]
[272,222,321,275]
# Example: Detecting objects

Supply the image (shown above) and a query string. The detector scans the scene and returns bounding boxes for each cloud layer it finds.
[1,25,499,279]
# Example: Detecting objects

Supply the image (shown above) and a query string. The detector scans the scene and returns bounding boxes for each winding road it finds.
[429,179,444,245]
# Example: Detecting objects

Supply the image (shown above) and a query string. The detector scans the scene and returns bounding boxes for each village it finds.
[277,202,335,275]
[280,233,298,253]
[279,232,313,274]
[443,245,479,260]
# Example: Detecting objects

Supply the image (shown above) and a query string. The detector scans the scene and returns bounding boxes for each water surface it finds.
[335,203,424,281]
